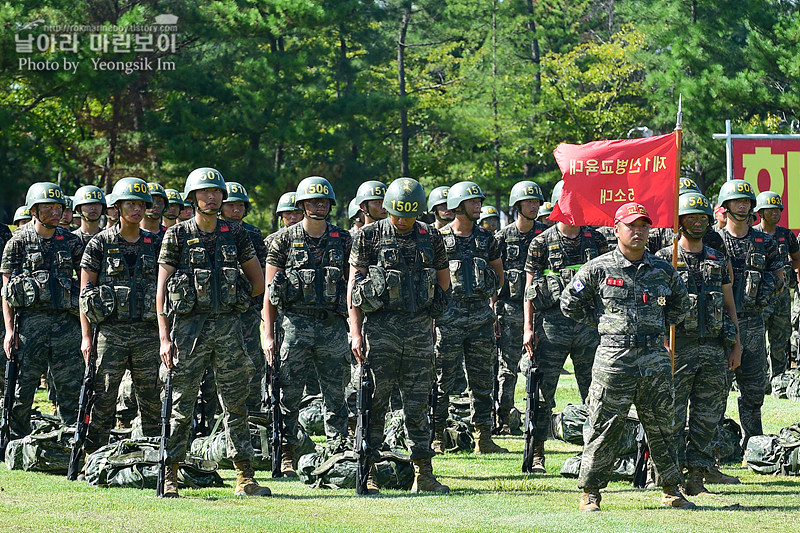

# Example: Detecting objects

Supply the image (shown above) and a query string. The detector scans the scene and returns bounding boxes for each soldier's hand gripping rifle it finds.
[632,422,650,488]
[355,360,373,495]
[156,339,175,498]
[66,325,99,480]
[521,360,543,474]
[0,312,20,460]
[269,322,283,478]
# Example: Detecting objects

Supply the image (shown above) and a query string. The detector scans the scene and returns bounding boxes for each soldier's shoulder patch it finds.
[220,224,230,232]
[755,237,763,243]
[572,278,585,292]
[330,231,340,237]
[605,277,624,287]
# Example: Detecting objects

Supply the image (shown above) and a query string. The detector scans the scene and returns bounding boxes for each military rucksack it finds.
[298,396,326,436]
[561,453,636,481]
[297,450,414,490]
[744,423,800,476]
[771,369,800,401]
[550,403,638,456]
[4,414,72,473]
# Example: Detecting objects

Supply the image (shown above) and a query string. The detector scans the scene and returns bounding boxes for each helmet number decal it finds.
[45,188,64,199]
[128,182,148,193]
[229,184,244,194]
[467,186,480,195]
[199,170,222,181]
[391,200,419,213]
[736,182,752,193]
[687,196,708,208]
[371,186,386,196]
[307,184,330,194]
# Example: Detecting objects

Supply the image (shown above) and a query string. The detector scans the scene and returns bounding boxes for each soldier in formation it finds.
[72,185,106,246]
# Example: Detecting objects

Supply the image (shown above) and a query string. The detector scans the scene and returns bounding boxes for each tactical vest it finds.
[3,226,77,312]
[772,226,797,290]
[719,228,774,314]
[499,223,544,301]
[374,219,437,313]
[96,229,158,322]
[284,222,346,314]
[167,220,248,315]
[673,247,725,338]
[440,224,499,300]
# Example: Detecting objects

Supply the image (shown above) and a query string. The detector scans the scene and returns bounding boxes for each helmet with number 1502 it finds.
[383,177,427,217]
[717,179,756,210]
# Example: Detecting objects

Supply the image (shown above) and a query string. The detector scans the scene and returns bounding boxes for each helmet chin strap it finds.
[144,211,162,220]
[727,210,750,222]
[456,207,479,222]
[33,212,58,230]
[303,201,330,220]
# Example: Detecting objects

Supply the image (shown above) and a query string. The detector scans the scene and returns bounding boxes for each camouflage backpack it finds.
[561,453,636,481]
[298,396,326,436]
[382,410,408,452]
[297,450,414,490]
[711,417,743,464]
[551,403,638,456]
[771,369,800,401]
[745,423,800,476]
[85,437,223,489]
[4,415,72,474]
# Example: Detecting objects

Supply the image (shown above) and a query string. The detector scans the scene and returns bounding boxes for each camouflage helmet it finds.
[26,182,66,209]
[295,176,336,206]
[478,205,500,224]
[73,185,106,213]
[348,198,361,220]
[446,181,485,210]
[276,192,301,214]
[509,181,544,208]
[111,177,153,207]
[679,177,701,195]
[165,188,184,206]
[383,177,426,218]
[184,167,228,203]
[355,180,387,204]
[754,190,783,212]
[224,182,250,206]
[678,192,713,218]
[427,186,450,211]
[147,182,168,201]
[537,201,554,218]
[550,180,565,205]
[717,179,756,210]
[13,206,31,224]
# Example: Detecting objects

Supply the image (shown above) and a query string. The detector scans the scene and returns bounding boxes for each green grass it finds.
[2,362,800,533]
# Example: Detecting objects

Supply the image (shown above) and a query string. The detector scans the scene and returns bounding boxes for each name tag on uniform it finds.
[292,242,304,247]
[187,238,199,245]
[108,248,119,254]
[583,231,592,237]
[143,238,152,244]
[56,235,64,241]
[755,237,763,243]
[605,278,624,287]
[330,231,340,237]
[220,224,230,232]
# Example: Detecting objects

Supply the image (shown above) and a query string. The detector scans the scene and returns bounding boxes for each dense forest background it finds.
[2,0,799,230]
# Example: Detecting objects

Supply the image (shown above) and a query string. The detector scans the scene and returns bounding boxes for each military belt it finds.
[543,264,582,276]
[452,299,492,312]
[600,333,663,348]
[287,308,336,322]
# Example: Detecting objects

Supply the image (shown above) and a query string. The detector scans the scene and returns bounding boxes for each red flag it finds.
[550,132,678,228]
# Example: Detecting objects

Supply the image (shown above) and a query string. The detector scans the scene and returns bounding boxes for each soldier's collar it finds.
[613,247,652,268]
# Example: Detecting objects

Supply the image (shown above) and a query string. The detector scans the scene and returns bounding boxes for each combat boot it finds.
[661,485,696,509]
[474,425,509,454]
[411,458,450,494]
[497,409,512,435]
[579,489,601,512]
[280,443,298,478]
[684,467,712,496]
[704,465,740,485]
[161,462,179,498]
[530,440,547,473]
[431,430,445,454]
[234,460,272,497]
[364,464,380,495]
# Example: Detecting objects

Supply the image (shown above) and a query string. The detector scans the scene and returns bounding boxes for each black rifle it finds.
[0,312,20,460]
[427,380,437,445]
[156,343,175,498]
[355,360,372,495]
[521,362,543,474]
[66,326,99,480]
[269,327,283,478]
[632,423,649,488]
[491,334,501,434]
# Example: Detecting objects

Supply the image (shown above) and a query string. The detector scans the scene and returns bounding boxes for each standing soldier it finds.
[72,185,106,246]
[522,180,606,472]
[177,193,193,222]
[754,191,800,384]
[79,177,162,454]
[264,176,351,476]
[433,181,507,454]
[2,183,84,435]
[141,182,167,238]
[265,192,305,250]
[163,189,184,229]
[478,206,500,233]
[105,196,119,228]
[536,202,555,228]
[427,186,454,230]
[355,181,388,225]
[221,181,268,412]
[12,207,32,229]
[656,192,742,495]
[494,181,546,434]
[156,167,269,498]
[560,202,693,511]
[348,198,364,235]
[348,177,451,493]
[60,195,76,230]
[716,180,784,451]
[0,221,11,395]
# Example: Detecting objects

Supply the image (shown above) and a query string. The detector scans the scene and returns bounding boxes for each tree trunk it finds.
[398,6,412,176]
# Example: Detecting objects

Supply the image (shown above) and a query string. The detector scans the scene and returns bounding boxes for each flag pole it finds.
[669,94,683,375]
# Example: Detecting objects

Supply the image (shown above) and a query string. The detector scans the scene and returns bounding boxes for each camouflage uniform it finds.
[525,225,607,442]
[596,226,617,253]
[0,223,11,395]
[350,218,448,458]
[755,224,798,381]
[647,227,726,256]
[160,219,257,463]
[656,244,733,468]
[72,227,99,247]
[80,226,163,452]
[560,247,689,489]
[717,227,784,448]
[494,220,546,427]
[241,220,268,412]
[434,223,500,429]
[1,224,85,435]
[266,221,351,449]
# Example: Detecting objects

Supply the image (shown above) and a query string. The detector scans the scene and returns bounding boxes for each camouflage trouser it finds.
[86,321,161,453]
[673,337,728,468]
[729,313,767,450]
[115,370,138,428]
[533,310,598,442]
[11,311,84,437]
[279,310,348,448]
[434,301,495,428]
[496,299,523,422]
[579,348,681,489]
[763,289,792,381]
[242,305,266,412]
[364,311,435,460]
[167,313,255,463]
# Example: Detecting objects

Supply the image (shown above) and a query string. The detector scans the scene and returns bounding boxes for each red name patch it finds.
[605,278,624,287]
[143,237,152,244]
[707,252,717,259]
[584,231,592,238]
[418,227,427,234]
[755,237,763,243]
[220,224,229,232]
[330,232,339,237]
[779,237,786,242]
[55,235,64,241]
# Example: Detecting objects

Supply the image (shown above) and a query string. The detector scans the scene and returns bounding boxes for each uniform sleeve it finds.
[764,234,784,273]
[234,225,256,265]
[524,235,548,279]
[0,236,23,275]
[158,226,182,267]
[340,229,353,270]
[430,228,448,271]
[266,231,290,269]
[664,263,689,326]
[559,263,598,327]
[495,230,507,264]
[70,234,85,272]
[594,230,609,255]
[787,230,800,255]
[248,227,267,267]
[486,232,501,262]
[80,234,104,273]
[721,255,731,285]
[349,228,371,269]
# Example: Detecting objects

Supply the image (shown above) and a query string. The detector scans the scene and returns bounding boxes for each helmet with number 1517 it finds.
[446,181,485,210]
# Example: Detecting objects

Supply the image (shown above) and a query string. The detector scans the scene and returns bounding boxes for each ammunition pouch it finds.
[268,270,299,308]
[506,268,525,301]
[167,270,196,316]
[525,275,564,312]
[3,274,38,308]
[79,284,117,324]
[351,266,386,314]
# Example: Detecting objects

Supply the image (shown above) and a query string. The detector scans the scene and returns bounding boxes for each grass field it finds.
[2,362,800,533]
